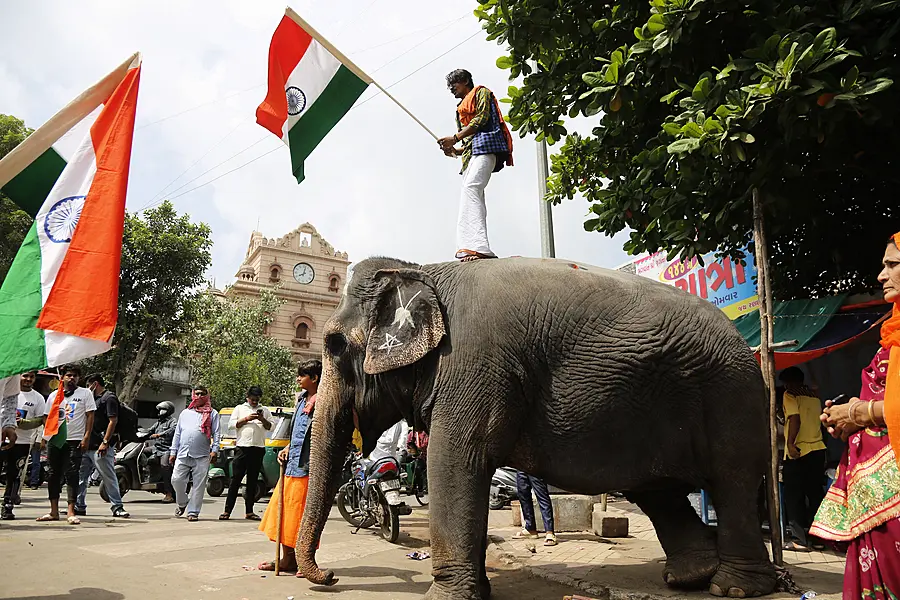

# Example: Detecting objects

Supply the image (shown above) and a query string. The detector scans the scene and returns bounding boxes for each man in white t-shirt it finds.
[220,386,272,520]
[36,365,95,525]
[369,421,409,462]
[0,372,45,519]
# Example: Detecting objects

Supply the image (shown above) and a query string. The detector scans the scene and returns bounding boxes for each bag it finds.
[115,403,140,443]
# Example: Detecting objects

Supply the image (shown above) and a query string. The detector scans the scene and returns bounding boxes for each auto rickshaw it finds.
[207,406,294,499]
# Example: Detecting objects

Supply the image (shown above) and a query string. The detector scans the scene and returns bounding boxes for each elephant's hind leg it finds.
[626,488,718,589]
[707,477,777,597]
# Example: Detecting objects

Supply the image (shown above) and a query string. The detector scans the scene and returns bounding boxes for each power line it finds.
[354,29,482,110]
[142,120,246,209]
[346,14,469,54]
[149,28,482,204]
[134,84,263,130]
[369,16,468,75]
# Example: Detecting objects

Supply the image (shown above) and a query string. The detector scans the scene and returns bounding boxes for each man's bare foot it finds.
[258,559,298,572]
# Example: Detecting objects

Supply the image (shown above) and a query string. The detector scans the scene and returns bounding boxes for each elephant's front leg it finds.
[425,431,492,600]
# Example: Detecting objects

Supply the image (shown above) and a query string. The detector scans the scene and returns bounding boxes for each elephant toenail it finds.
[665,573,676,584]
[709,583,726,597]
[727,587,746,598]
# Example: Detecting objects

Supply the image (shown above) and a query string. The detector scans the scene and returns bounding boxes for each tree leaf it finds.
[496,55,514,69]
[856,77,894,96]
[667,138,702,153]
[692,77,711,101]
[660,89,681,103]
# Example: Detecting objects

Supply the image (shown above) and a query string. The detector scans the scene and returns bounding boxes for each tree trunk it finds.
[752,188,784,567]
[120,330,154,406]
[295,361,354,585]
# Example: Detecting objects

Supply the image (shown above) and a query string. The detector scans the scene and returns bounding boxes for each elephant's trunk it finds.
[296,360,352,585]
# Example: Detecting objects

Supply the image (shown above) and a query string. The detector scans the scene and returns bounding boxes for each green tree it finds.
[479,0,899,298]
[0,114,34,285]
[185,289,295,410]
[83,201,212,404]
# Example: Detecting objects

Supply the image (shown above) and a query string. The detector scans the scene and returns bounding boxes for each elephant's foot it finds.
[662,548,718,589]
[479,573,491,599]
[709,559,776,598]
[424,581,484,600]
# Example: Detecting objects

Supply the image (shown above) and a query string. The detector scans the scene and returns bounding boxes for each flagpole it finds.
[284,7,439,141]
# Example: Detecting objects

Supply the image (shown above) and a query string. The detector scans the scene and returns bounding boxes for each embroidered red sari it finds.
[810,346,900,600]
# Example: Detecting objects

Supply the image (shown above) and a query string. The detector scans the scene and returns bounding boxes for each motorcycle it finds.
[490,467,518,510]
[100,429,169,501]
[336,452,411,543]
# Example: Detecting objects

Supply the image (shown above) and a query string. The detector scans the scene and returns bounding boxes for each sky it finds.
[1,0,632,286]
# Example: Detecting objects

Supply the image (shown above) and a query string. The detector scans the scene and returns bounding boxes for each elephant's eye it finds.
[325,333,348,356]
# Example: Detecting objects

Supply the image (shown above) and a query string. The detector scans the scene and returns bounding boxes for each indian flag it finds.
[0,53,141,380]
[256,8,372,183]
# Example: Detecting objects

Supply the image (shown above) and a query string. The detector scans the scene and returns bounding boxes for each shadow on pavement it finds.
[6,588,125,600]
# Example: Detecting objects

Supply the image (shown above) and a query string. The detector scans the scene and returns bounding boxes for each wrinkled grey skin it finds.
[296,257,776,600]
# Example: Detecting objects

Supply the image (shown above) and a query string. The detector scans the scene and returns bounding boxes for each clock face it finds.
[293,262,315,284]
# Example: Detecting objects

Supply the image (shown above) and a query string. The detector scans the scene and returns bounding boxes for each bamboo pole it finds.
[752,188,784,567]
[275,464,286,575]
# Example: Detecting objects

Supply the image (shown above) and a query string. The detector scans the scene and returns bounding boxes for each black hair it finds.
[247,385,263,398]
[778,366,805,384]
[445,68,473,88]
[86,373,105,386]
[61,364,82,378]
[193,384,209,394]
[298,359,323,381]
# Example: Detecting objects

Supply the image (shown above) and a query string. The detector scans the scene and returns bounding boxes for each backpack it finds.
[116,403,140,443]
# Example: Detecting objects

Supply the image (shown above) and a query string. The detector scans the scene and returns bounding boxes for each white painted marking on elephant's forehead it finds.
[378,332,403,354]
[391,288,421,331]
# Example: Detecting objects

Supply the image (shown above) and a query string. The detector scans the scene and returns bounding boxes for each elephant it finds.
[295,256,777,600]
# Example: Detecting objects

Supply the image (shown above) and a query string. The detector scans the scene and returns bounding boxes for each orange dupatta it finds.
[883,232,900,465]
[457,86,514,167]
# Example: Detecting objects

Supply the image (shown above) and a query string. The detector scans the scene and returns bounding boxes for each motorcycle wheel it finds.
[99,482,110,503]
[489,495,505,510]
[206,478,225,497]
[371,488,400,543]
[337,485,365,528]
[255,484,269,502]
[415,480,429,506]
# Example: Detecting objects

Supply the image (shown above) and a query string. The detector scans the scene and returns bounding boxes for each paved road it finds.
[0,487,576,600]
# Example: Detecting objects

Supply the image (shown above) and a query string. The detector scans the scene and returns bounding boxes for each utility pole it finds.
[536,136,556,258]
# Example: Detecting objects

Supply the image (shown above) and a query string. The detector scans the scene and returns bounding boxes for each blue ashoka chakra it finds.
[286,86,307,116]
[44,195,86,244]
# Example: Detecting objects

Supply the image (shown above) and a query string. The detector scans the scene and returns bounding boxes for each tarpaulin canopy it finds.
[735,295,847,350]
[735,296,891,370]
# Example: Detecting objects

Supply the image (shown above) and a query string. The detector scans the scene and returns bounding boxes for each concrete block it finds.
[591,504,629,538]
[509,495,598,532]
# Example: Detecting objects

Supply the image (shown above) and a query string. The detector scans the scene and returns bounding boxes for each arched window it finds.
[296,323,309,340]
[269,265,281,282]
[329,276,340,292]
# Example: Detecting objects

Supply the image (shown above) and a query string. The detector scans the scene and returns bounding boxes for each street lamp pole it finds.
[536,135,556,259]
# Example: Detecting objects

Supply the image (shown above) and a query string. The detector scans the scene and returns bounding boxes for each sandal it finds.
[187,514,199,522]
[219,512,231,520]
[455,249,498,262]
[783,541,811,552]
[245,513,261,521]
[544,533,558,547]
[66,516,81,525]
[36,514,59,522]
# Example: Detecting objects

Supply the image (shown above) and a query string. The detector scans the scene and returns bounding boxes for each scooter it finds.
[100,429,169,501]
[490,467,518,510]
[336,452,411,543]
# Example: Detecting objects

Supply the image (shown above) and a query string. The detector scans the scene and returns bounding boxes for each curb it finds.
[487,534,677,600]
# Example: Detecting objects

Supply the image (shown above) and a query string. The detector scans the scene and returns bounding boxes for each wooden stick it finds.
[752,187,784,567]
[275,464,286,575]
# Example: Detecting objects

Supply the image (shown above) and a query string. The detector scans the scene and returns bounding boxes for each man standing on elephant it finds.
[437,69,514,263]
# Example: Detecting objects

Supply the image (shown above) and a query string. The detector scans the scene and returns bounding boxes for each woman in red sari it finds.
[809,232,900,599]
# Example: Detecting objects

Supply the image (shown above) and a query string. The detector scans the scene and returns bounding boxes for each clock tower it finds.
[228,223,350,362]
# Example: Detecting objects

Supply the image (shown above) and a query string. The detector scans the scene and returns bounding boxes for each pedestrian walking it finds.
[220,385,272,521]
[1,371,45,519]
[437,68,514,262]
[37,365,95,525]
[513,471,557,546]
[258,360,320,574]
[74,374,130,518]
[170,385,220,521]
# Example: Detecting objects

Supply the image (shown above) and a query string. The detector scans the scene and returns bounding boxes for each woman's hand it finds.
[822,398,863,441]
[278,447,289,465]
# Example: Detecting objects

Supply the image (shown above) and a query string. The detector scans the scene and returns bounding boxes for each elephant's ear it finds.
[363,268,446,375]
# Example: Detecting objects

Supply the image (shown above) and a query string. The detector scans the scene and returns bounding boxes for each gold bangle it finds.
[868,400,876,426]
[848,400,862,427]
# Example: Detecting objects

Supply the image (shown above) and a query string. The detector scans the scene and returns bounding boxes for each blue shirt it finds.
[285,394,313,478]
[171,408,220,459]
